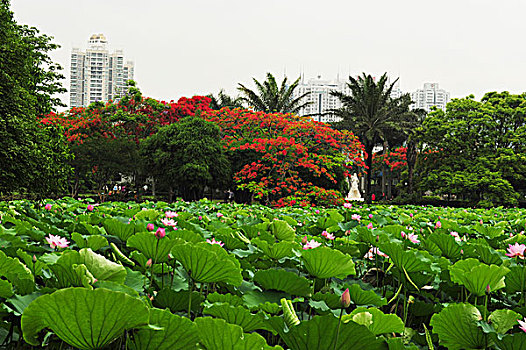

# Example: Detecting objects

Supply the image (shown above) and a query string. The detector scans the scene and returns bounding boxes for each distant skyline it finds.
[11,0,526,108]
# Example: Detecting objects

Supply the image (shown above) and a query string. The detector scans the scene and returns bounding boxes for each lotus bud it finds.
[147,223,155,231]
[486,284,491,294]
[146,258,153,267]
[155,227,166,239]
[32,255,37,262]
[301,235,308,244]
[341,288,351,308]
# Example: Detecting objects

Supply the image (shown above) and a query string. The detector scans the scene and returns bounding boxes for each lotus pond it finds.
[0,198,525,349]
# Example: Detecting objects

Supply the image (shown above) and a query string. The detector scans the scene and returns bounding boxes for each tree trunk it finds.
[365,144,374,204]
[406,140,417,195]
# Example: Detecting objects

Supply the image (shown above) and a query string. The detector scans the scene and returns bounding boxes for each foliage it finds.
[204,108,365,206]
[0,0,70,197]
[1,199,526,348]
[331,73,414,202]
[238,72,311,113]
[416,92,526,206]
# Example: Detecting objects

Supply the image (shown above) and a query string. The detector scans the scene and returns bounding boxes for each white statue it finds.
[346,173,364,201]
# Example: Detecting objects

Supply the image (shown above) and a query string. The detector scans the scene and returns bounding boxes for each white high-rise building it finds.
[294,76,349,123]
[293,75,403,123]
[410,83,450,112]
[70,34,134,107]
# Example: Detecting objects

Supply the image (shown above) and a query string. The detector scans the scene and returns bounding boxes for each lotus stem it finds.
[188,275,193,320]
[333,308,344,350]
[521,258,525,306]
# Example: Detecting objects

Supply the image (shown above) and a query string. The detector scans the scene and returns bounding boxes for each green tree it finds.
[0,0,70,197]
[237,72,311,113]
[207,90,244,110]
[331,73,413,202]
[140,116,231,201]
[416,92,526,206]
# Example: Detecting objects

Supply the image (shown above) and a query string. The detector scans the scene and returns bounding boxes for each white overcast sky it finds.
[11,0,526,107]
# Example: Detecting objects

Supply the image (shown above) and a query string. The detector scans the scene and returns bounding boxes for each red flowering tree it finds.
[39,84,212,198]
[203,108,366,206]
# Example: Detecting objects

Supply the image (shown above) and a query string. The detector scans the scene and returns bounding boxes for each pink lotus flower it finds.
[147,223,155,231]
[341,288,351,308]
[506,243,526,259]
[44,204,52,210]
[315,209,320,214]
[303,239,322,250]
[351,214,361,221]
[198,215,203,220]
[216,212,224,218]
[87,204,94,212]
[367,223,374,230]
[322,231,335,240]
[450,231,462,242]
[45,234,69,249]
[518,318,526,333]
[165,211,178,218]
[155,227,166,239]
[368,214,373,219]
[206,238,224,247]
[409,213,414,218]
[343,202,352,209]
[161,218,177,227]
[401,231,420,244]
[364,247,389,260]
[435,221,441,229]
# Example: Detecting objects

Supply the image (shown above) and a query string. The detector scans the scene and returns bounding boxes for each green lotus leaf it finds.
[127,232,178,263]
[103,217,136,241]
[344,307,404,335]
[488,309,521,334]
[93,280,139,298]
[251,238,298,260]
[79,248,126,284]
[463,243,503,265]
[311,292,341,309]
[49,249,125,287]
[427,233,462,260]
[268,314,385,350]
[71,232,108,251]
[204,303,274,333]
[254,269,311,296]
[21,287,149,349]
[269,220,295,241]
[195,317,280,350]
[16,249,47,276]
[134,209,160,221]
[0,279,13,298]
[6,292,40,316]
[240,223,269,239]
[153,288,204,313]
[449,258,510,296]
[379,241,432,273]
[0,250,34,295]
[473,224,504,239]
[214,232,247,250]
[492,332,526,350]
[347,284,387,307]
[171,229,203,243]
[430,303,485,350]
[171,242,243,286]
[301,246,356,279]
[504,266,526,294]
[207,292,244,307]
[130,308,198,350]
[385,338,419,350]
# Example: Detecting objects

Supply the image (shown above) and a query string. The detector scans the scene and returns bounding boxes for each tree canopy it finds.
[237,72,311,113]
[0,0,70,197]
[416,92,526,206]
[331,73,413,202]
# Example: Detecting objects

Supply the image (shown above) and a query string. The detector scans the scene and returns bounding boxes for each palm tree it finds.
[331,73,413,202]
[237,72,311,114]
[406,108,427,194]
[207,90,244,110]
